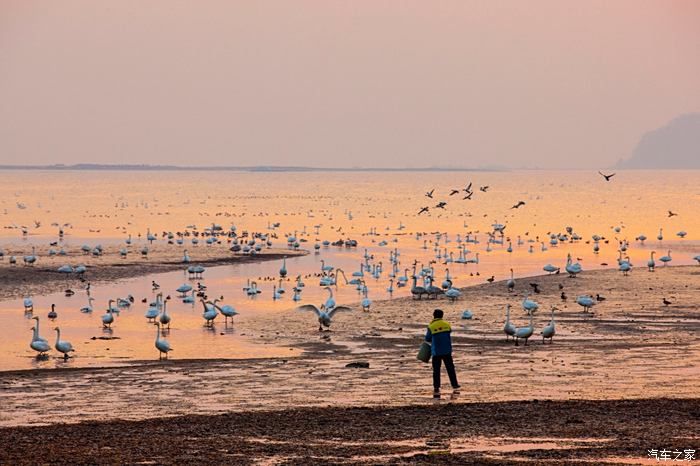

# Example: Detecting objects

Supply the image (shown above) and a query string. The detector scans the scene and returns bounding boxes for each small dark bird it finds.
[141,298,148,303]
[479,185,489,192]
[464,182,472,193]
[463,192,473,200]
[558,283,564,290]
[598,171,616,181]
[418,207,429,215]
[596,294,606,302]
[435,201,447,209]
[511,201,526,209]
[486,275,495,283]
[668,210,678,217]
[64,289,74,297]
[529,283,541,294]
[425,189,434,199]
[662,298,672,306]
[449,189,460,196]
[560,291,567,301]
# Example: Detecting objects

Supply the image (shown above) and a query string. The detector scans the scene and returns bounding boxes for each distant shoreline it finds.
[0,164,507,172]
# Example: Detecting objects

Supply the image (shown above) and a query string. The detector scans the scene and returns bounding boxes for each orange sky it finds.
[1,1,699,168]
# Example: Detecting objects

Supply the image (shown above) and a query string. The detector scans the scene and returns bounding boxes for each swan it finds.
[323,286,336,310]
[445,282,461,302]
[565,254,582,278]
[279,257,287,278]
[292,289,302,301]
[145,294,162,321]
[297,303,352,331]
[23,247,37,266]
[31,316,48,343]
[619,260,632,276]
[101,301,115,328]
[541,307,556,343]
[182,249,190,263]
[213,301,238,324]
[53,327,74,359]
[659,250,672,266]
[647,251,656,272]
[159,300,171,329]
[461,309,473,319]
[361,285,371,311]
[514,311,534,346]
[503,304,516,340]
[30,327,50,356]
[507,268,515,293]
[154,323,172,359]
[442,269,452,289]
[176,283,193,296]
[386,279,394,294]
[23,297,33,312]
[657,228,663,241]
[246,281,261,296]
[576,295,597,312]
[694,255,700,265]
[272,285,282,300]
[201,299,218,326]
[543,264,559,274]
[522,294,539,314]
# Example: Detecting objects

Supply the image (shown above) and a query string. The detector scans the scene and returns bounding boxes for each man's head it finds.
[433,309,444,319]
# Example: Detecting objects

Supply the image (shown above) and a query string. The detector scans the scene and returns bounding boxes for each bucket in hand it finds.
[417,341,431,363]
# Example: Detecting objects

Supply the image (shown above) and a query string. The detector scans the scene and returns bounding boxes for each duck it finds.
[53,327,74,359]
[47,304,57,320]
[154,323,172,359]
[541,307,556,343]
[503,304,516,340]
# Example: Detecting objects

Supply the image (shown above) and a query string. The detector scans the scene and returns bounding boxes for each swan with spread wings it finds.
[297,302,353,331]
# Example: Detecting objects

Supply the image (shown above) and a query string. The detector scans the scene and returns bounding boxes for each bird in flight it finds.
[449,189,460,196]
[418,206,429,215]
[425,189,434,199]
[463,191,473,200]
[464,182,473,193]
[668,210,678,217]
[479,186,489,192]
[511,201,526,209]
[598,171,616,181]
[435,201,447,209]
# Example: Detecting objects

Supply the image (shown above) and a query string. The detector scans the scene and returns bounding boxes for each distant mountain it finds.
[617,113,700,169]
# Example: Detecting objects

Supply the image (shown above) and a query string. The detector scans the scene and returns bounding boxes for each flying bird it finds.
[463,192,473,200]
[425,189,434,199]
[464,182,472,193]
[435,201,447,209]
[479,186,489,192]
[449,189,460,196]
[418,207,429,215]
[511,201,526,209]
[668,210,678,217]
[598,171,616,181]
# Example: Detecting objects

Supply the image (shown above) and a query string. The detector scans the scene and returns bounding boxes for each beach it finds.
[1,264,698,463]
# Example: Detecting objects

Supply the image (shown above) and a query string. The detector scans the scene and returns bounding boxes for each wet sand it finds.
[1,265,699,463]
[1,398,698,465]
[0,245,306,301]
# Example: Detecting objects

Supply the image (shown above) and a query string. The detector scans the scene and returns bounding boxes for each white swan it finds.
[565,254,582,278]
[323,286,336,310]
[154,323,172,359]
[503,304,515,340]
[23,297,33,312]
[541,307,556,343]
[213,301,238,324]
[159,300,171,329]
[297,303,352,331]
[53,327,74,359]
[201,299,218,326]
[507,268,515,293]
[647,251,656,272]
[279,257,287,278]
[522,293,539,314]
[543,264,559,274]
[31,316,48,343]
[514,311,534,346]
[659,250,672,266]
[101,301,115,328]
[576,295,597,312]
[361,285,371,311]
[30,327,50,356]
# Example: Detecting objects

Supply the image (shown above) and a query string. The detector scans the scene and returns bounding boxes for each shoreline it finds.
[0,248,307,301]
[1,397,696,464]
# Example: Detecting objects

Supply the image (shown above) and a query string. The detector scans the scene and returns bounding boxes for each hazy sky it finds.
[2,1,699,169]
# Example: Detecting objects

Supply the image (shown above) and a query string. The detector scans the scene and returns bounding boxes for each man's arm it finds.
[425,328,432,343]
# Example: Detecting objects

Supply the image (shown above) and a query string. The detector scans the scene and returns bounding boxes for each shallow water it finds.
[0,169,698,370]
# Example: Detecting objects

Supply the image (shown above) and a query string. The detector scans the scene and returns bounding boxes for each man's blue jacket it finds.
[425,318,453,356]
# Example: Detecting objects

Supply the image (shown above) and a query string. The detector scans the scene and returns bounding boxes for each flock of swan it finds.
[13,213,698,362]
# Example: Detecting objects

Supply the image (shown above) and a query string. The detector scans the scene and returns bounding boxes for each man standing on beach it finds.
[425,309,460,396]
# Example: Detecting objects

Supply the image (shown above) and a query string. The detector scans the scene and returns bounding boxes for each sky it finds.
[1,1,699,169]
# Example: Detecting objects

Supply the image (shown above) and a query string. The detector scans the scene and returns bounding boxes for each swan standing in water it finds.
[514,311,534,346]
[30,327,51,356]
[31,316,48,343]
[154,323,172,359]
[23,297,33,312]
[213,301,238,324]
[659,250,672,266]
[507,268,515,293]
[101,301,115,328]
[53,327,74,359]
[201,299,218,326]
[159,300,171,329]
[647,251,656,272]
